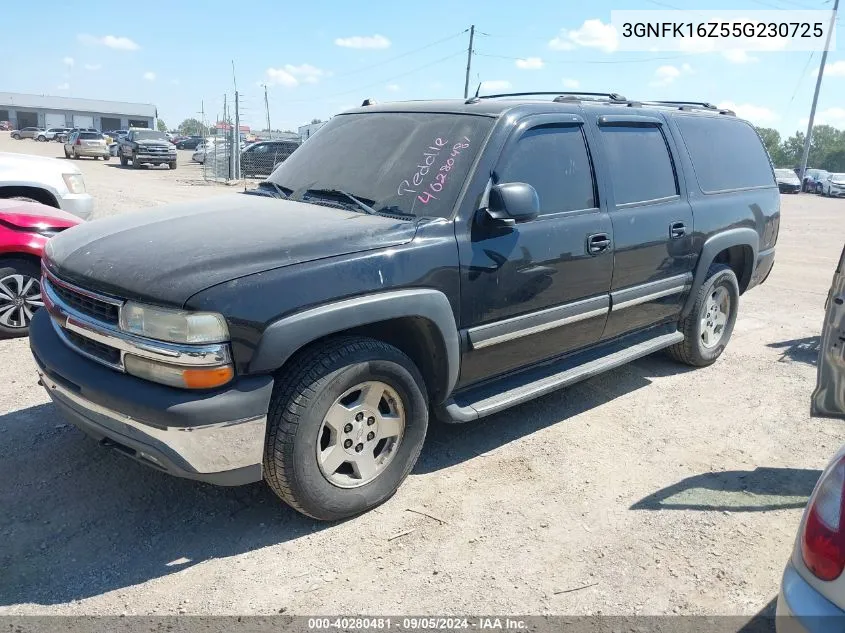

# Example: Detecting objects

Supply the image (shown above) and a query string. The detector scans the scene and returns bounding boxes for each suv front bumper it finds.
[29,309,273,486]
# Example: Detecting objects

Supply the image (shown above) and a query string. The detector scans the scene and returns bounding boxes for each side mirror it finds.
[485,182,540,226]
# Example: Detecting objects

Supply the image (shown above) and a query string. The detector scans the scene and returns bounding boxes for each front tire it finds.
[667,264,739,367]
[264,336,429,521]
[132,154,142,169]
[119,154,128,166]
[169,161,177,170]
[0,259,43,338]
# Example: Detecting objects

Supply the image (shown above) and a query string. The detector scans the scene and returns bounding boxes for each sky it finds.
[1,0,844,138]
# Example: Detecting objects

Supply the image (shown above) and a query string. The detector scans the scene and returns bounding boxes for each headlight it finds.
[119,301,229,344]
[62,173,85,194]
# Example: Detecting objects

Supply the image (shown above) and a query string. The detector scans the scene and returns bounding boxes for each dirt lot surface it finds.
[1,135,844,619]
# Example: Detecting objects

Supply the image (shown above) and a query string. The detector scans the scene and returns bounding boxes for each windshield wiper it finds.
[300,188,378,215]
[259,181,293,198]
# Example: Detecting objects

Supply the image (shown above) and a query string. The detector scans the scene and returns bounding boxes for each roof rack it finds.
[641,100,718,109]
[466,91,627,104]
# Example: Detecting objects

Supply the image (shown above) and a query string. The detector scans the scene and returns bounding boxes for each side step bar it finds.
[440,328,684,423]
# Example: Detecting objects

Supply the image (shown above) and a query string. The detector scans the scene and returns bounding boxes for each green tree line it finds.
[756,125,845,172]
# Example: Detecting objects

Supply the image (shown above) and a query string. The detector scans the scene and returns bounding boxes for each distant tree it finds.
[177,118,205,136]
[283,129,295,133]
[755,127,785,167]
[781,132,806,168]
[156,119,168,132]
[310,118,322,124]
[823,149,845,172]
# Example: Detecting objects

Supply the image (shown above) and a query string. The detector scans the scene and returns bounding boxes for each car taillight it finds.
[75,138,81,145]
[802,456,845,581]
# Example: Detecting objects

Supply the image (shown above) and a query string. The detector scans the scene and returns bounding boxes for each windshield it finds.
[133,130,168,141]
[268,112,494,218]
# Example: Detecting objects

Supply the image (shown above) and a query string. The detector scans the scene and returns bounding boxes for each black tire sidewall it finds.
[277,348,428,520]
[0,259,41,338]
[690,268,739,363]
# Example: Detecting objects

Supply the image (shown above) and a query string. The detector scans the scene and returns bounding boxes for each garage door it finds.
[45,113,66,128]
[101,117,121,132]
[73,115,95,128]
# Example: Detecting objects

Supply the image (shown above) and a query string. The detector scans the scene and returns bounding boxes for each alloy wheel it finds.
[0,274,43,329]
[700,286,730,349]
[316,381,406,488]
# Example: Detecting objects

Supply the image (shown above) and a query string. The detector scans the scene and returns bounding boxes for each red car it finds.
[0,199,81,337]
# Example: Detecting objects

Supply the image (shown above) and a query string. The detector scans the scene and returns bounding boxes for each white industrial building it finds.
[0,92,156,131]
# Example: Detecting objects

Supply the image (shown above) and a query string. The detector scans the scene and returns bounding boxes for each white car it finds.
[777,245,845,631]
[0,152,93,220]
[819,173,845,198]
[37,128,69,142]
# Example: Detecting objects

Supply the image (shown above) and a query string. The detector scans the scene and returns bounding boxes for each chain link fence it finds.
[201,126,240,183]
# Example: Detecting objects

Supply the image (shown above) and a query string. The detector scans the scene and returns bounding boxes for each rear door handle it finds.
[670,222,687,239]
[587,233,611,255]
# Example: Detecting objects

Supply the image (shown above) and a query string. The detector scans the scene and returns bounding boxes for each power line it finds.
[327,29,468,80]
[475,51,697,64]
[786,50,816,110]
[282,50,467,103]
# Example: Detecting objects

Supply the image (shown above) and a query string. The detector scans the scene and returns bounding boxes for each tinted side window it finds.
[599,125,678,205]
[675,115,774,192]
[496,124,596,214]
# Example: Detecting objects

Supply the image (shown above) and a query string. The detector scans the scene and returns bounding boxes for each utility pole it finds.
[264,84,271,135]
[463,25,475,99]
[234,91,240,180]
[199,100,205,137]
[799,0,839,186]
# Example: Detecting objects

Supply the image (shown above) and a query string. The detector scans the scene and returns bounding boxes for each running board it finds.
[440,328,684,423]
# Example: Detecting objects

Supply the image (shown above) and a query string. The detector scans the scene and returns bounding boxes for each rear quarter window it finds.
[675,115,775,193]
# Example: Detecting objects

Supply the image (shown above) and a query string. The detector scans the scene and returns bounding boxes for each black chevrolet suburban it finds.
[30,92,779,520]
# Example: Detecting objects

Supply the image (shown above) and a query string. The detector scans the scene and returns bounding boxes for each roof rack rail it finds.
[640,100,717,109]
[469,91,627,103]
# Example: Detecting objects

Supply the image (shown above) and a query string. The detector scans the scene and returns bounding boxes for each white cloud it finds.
[562,78,580,89]
[799,107,845,128]
[62,56,74,67]
[265,63,325,88]
[334,34,391,49]
[83,63,101,71]
[549,19,618,53]
[480,80,512,92]
[77,33,139,50]
[57,82,69,90]
[822,60,845,77]
[723,49,758,64]
[718,101,779,124]
[386,83,400,92]
[515,57,544,70]
[285,63,325,84]
[143,71,156,81]
[650,64,694,87]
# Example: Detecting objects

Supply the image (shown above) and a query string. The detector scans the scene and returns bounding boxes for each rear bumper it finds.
[29,309,273,485]
[73,147,110,157]
[776,561,845,632]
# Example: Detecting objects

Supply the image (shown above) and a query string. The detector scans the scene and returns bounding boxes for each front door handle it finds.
[587,233,611,255]
[670,222,687,239]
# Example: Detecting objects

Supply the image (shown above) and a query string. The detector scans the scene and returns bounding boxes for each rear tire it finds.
[667,264,739,367]
[263,336,429,521]
[0,259,43,338]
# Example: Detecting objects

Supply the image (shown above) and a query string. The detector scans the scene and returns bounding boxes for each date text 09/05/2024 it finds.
[307,617,528,630]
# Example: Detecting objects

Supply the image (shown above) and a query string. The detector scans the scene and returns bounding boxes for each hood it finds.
[44,194,418,306]
[0,199,81,229]
[0,151,82,175]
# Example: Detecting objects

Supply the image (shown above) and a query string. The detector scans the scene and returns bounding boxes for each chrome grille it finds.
[63,328,121,366]
[49,282,120,324]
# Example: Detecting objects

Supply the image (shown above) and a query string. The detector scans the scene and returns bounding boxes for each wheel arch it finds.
[682,228,758,318]
[249,289,460,403]
[0,186,60,208]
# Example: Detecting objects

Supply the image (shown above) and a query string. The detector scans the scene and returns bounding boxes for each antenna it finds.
[474,83,481,99]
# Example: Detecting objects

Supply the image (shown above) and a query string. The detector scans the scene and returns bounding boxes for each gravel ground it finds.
[1,135,844,619]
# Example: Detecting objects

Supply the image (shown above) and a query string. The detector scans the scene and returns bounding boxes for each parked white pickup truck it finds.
[0,152,93,220]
